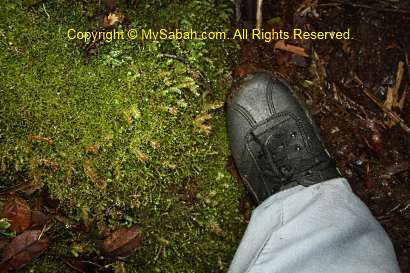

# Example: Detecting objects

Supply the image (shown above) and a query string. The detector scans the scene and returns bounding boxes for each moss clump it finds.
[0,0,246,272]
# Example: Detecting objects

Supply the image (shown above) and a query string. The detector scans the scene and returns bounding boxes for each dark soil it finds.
[233,1,410,271]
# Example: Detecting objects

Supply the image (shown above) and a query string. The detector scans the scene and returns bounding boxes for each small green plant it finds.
[0,218,15,237]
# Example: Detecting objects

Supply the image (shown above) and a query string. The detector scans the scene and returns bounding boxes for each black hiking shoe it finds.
[227,72,341,204]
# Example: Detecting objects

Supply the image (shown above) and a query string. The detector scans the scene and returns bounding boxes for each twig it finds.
[405,51,410,80]
[42,3,50,20]
[362,88,410,134]
[161,53,189,64]
[332,83,369,120]
[38,223,48,239]
[386,204,401,214]
[256,0,263,29]
[400,203,410,214]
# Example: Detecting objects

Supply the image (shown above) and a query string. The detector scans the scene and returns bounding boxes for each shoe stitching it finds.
[231,104,257,127]
[266,76,317,153]
[266,78,276,114]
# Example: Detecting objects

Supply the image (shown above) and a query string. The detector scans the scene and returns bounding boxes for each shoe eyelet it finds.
[295,145,301,151]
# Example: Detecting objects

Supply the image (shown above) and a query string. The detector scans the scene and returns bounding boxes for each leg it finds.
[226,72,400,273]
[228,178,400,273]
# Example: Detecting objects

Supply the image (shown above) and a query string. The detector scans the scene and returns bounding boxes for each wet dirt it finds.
[232,1,410,271]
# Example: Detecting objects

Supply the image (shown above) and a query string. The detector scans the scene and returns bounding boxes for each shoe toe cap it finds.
[229,72,273,124]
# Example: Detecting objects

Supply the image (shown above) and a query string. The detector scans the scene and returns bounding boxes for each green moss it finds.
[0,0,245,272]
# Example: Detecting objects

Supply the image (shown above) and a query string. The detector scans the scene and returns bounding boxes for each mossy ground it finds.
[0,0,246,272]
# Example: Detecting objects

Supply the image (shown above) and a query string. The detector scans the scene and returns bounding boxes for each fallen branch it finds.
[274,40,309,57]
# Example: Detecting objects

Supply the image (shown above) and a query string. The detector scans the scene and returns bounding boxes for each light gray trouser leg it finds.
[228,178,401,273]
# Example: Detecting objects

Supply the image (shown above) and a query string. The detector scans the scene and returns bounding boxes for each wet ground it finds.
[232,0,410,271]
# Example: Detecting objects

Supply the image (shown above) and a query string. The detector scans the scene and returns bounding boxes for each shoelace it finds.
[253,129,333,188]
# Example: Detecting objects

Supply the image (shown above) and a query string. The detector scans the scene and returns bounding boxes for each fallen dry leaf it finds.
[0,230,48,272]
[1,197,32,233]
[101,225,141,258]
[101,11,125,28]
